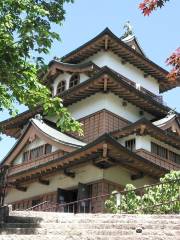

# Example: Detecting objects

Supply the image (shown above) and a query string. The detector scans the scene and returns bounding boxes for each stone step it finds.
[7,216,180,224]
[6,216,42,224]
[0,235,178,240]
[1,228,180,236]
[10,212,180,220]
[1,222,180,230]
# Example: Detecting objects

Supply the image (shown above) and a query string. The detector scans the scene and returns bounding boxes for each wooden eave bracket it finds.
[103,75,108,92]
[38,178,50,186]
[102,143,108,158]
[104,35,109,51]
[137,124,146,136]
[64,168,75,178]
[131,172,144,181]
[15,185,27,192]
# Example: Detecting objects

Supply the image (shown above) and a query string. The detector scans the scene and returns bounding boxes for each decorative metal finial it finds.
[34,114,43,122]
[121,21,134,39]
[53,56,61,61]
[167,108,176,117]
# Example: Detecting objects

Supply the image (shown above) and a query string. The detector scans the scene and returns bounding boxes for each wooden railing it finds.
[25,179,180,214]
[8,150,65,176]
[135,149,179,171]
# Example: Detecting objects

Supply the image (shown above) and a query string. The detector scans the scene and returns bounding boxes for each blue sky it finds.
[0,0,179,160]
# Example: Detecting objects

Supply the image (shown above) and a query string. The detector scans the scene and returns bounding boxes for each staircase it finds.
[0,211,180,240]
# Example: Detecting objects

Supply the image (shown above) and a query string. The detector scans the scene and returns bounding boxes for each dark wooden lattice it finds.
[0,165,9,207]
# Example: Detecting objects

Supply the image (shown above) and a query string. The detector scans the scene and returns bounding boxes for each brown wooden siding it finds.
[135,149,179,171]
[71,109,130,143]
[11,191,57,211]
[91,179,123,213]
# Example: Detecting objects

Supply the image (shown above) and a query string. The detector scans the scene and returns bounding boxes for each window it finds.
[151,142,167,159]
[22,144,52,162]
[45,144,52,154]
[169,151,180,164]
[69,73,80,88]
[30,145,44,161]
[22,151,29,162]
[57,80,66,94]
[151,142,180,164]
[125,139,136,151]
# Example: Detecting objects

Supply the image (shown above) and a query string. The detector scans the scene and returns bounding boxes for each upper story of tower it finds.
[0,27,179,139]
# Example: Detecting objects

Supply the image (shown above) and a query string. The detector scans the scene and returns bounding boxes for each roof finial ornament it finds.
[53,56,61,61]
[121,21,134,39]
[34,114,43,123]
[167,108,176,117]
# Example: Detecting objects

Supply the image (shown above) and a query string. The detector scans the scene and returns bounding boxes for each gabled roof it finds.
[32,118,86,148]
[121,34,146,56]
[7,134,173,183]
[60,66,171,115]
[153,113,180,131]
[61,28,179,93]
[0,66,174,138]
[44,61,100,85]
[112,118,180,149]
[1,118,86,165]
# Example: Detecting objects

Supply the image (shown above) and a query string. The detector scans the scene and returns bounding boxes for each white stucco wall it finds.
[84,51,160,94]
[5,163,104,203]
[104,165,155,188]
[68,92,154,122]
[52,73,88,96]
[13,137,59,165]
[119,135,180,155]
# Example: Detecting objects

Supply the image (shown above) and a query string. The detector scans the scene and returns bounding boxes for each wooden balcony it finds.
[8,150,65,176]
[135,149,179,171]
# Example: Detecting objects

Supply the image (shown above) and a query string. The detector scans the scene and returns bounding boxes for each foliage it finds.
[139,0,170,16]
[139,0,180,83]
[0,0,83,134]
[105,171,180,214]
[166,48,180,81]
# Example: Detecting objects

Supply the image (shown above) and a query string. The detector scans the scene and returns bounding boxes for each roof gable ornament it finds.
[121,21,134,40]
[167,108,176,117]
[34,114,43,123]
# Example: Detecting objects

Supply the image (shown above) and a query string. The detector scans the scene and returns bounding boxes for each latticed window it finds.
[22,151,29,162]
[45,144,52,154]
[30,145,44,160]
[22,144,52,162]
[69,73,80,88]
[57,80,66,94]
[169,151,180,164]
[125,139,136,151]
[151,142,168,159]
[151,142,180,164]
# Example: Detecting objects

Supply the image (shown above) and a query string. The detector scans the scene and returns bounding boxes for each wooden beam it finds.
[64,168,75,178]
[15,185,27,192]
[38,178,50,186]
[102,143,108,158]
[131,172,144,181]
[104,35,109,51]
[139,124,146,135]
[121,59,127,65]
[103,75,108,92]
[144,73,149,78]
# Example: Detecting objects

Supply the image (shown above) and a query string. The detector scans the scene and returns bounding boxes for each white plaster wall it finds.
[5,163,103,203]
[52,72,70,96]
[68,93,154,122]
[13,137,59,165]
[85,51,159,94]
[52,73,88,96]
[104,165,155,188]
[119,135,180,155]
[119,134,136,147]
